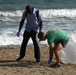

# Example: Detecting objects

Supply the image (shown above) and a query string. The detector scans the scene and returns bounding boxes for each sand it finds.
[0,47,76,75]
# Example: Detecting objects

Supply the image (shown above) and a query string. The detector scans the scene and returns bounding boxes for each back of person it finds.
[46,30,69,45]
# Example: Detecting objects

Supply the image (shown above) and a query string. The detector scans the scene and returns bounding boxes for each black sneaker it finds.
[16,57,23,61]
[36,59,40,63]
[50,63,61,68]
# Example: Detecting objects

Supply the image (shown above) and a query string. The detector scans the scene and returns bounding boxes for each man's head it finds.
[38,32,46,41]
[26,5,33,14]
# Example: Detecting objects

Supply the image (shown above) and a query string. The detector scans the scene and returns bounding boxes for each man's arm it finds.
[47,44,54,64]
[17,19,25,37]
[18,19,25,32]
[17,10,26,37]
[18,10,27,32]
[39,21,43,32]
[37,10,43,32]
[49,44,55,59]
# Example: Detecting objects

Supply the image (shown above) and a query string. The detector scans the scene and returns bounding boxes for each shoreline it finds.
[0,43,48,49]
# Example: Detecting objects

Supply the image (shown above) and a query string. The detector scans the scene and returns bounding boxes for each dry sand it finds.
[0,47,76,75]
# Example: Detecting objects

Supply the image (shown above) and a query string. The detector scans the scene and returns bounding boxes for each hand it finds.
[48,59,52,64]
[17,31,20,37]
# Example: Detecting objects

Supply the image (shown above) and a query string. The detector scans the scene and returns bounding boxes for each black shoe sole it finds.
[50,63,61,68]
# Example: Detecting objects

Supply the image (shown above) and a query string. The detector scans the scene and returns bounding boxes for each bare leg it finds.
[53,43,63,65]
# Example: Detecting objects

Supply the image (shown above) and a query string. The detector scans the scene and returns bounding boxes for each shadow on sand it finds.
[0,60,48,68]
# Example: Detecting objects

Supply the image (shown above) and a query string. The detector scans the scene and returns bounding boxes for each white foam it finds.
[0,9,76,22]
[0,10,22,17]
[1,9,76,18]
[41,9,76,18]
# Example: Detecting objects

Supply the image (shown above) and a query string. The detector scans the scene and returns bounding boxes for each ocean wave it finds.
[0,30,76,47]
[1,9,76,18]
[0,10,22,17]
[41,9,76,18]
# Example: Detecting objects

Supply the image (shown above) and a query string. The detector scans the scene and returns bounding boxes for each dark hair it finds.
[26,5,33,13]
[38,32,44,41]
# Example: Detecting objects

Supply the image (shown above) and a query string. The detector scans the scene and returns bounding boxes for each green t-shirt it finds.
[46,30,69,45]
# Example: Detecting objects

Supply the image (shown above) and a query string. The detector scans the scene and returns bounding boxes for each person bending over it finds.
[38,29,69,68]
